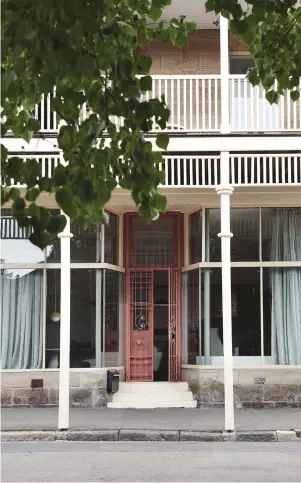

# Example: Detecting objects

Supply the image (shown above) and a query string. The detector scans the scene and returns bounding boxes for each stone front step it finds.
[108,381,197,409]
[107,400,197,409]
[117,382,189,393]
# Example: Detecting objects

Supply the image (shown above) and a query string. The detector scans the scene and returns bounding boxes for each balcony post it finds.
[216,151,234,431]
[58,216,73,430]
[220,15,231,133]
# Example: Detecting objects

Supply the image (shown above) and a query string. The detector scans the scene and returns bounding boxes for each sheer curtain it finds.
[1,270,43,369]
[271,208,301,364]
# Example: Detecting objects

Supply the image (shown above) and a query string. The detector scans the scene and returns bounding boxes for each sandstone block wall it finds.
[1,369,125,408]
[182,366,301,408]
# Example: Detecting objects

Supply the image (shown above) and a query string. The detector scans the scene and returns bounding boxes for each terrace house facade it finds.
[1,0,301,418]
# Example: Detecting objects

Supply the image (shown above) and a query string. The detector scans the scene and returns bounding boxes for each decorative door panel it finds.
[128,271,154,381]
[168,269,180,382]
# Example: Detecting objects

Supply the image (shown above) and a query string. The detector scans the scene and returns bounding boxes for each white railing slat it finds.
[208,79,212,131]
[189,79,193,130]
[196,79,199,131]
[171,157,175,186]
[214,78,218,130]
[287,91,291,131]
[202,79,205,131]
[47,94,51,130]
[177,79,181,129]
[170,79,174,130]
[183,157,187,186]
[183,79,187,130]
[41,94,45,131]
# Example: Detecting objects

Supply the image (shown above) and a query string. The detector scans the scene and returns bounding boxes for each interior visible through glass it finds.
[153,271,169,381]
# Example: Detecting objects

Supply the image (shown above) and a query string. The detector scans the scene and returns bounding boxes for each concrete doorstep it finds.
[1,429,300,443]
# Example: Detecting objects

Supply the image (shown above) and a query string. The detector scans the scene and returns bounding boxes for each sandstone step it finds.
[117,382,189,393]
[108,381,197,409]
[112,391,194,403]
[107,400,197,409]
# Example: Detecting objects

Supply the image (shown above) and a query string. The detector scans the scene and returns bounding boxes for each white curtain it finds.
[1,270,43,369]
[271,208,301,364]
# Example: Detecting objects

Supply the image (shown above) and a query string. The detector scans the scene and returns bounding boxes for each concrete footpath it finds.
[1,408,301,442]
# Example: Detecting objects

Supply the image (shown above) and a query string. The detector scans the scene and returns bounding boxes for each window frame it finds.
[1,208,124,371]
[184,205,301,366]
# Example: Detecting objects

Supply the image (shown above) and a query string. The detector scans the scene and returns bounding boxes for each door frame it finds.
[124,213,182,382]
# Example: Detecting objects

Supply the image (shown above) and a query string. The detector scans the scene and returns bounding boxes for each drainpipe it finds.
[58,216,73,430]
[216,151,235,431]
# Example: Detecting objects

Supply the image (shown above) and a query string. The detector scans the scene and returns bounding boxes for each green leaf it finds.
[8,187,21,200]
[185,21,197,33]
[152,192,167,212]
[137,56,152,73]
[291,90,300,102]
[230,19,249,35]
[265,90,278,104]
[119,177,132,190]
[2,70,15,93]
[1,144,8,162]
[29,230,52,250]
[27,118,40,132]
[138,200,158,220]
[205,0,216,13]
[47,215,66,234]
[247,68,259,87]
[22,130,33,143]
[174,30,188,48]
[12,197,25,213]
[55,189,78,218]
[58,126,76,150]
[25,188,40,202]
[140,75,152,92]
[148,7,162,21]
[156,133,169,150]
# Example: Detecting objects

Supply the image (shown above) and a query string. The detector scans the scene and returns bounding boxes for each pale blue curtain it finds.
[1,270,43,369]
[271,208,301,364]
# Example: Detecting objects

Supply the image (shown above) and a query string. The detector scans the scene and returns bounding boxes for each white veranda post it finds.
[220,14,231,134]
[58,216,73,430]
[216,151,235,431]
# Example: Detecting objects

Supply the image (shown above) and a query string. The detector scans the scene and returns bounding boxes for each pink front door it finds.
[128,271,154,381]
[125,214,182,382]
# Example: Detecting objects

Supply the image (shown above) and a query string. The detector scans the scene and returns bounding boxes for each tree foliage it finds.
[206,0,301,102]
[2,0,300,249]
[1,0,196,248]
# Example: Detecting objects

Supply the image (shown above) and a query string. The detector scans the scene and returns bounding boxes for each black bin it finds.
[107,369,120,393]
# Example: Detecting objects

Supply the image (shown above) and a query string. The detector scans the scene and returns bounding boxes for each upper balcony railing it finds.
[4,153,301,188]
[5,75,301,135]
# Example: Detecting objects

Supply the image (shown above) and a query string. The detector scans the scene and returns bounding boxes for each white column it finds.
[58,217,72,430]
[204,214,211,364]
[118,273,124,366]
[220,15,231,133]
[95,270,102,368]
[216,151,234,431]
[203,270,211,364]
[198,268,203,364]
[182,272,188,364]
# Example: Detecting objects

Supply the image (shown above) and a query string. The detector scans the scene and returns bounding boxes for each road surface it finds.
[2,441,301,482]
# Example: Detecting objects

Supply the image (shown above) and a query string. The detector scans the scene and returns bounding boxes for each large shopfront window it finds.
[1,210,124,369]
[184,207,301,365]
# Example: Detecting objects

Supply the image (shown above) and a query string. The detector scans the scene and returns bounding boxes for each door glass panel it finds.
[129,216,177,267]
[154,271,168,381]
